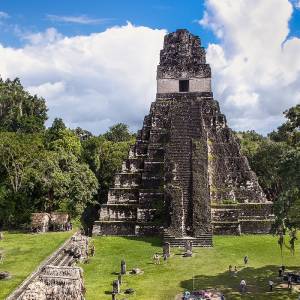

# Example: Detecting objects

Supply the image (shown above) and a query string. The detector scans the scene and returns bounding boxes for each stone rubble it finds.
[11,233,88,300]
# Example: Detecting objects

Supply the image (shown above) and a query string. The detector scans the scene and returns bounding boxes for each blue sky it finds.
[0,0,299,134]
[0,0,219,47]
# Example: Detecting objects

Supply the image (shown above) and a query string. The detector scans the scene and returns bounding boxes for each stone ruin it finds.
[19,266,85,300]
[92,29,274,246]
[31,212,70,233]
[11,233,88,300]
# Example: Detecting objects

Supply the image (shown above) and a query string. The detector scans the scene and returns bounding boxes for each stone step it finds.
[163,237,213,247]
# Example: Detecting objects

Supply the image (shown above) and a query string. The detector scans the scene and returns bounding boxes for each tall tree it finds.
[103,123,133,142]
[0,78,47,133]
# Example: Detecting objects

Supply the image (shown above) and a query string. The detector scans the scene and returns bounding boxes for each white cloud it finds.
[22,27,63,45]
[294,0,300,9]
[0,11,9,19]
[46,14,112,25]
[0,23,165,134]
[200,0,300,134]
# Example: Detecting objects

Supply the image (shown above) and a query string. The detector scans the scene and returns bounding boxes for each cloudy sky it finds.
[0,0,300,135]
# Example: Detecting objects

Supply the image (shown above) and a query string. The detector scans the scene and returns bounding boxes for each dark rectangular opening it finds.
[179,80,189,92]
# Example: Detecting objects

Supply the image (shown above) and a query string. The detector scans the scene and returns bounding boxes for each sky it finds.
[0,0,300,135]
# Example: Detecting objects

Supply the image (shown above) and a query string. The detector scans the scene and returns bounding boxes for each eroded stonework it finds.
[93,29,274,246]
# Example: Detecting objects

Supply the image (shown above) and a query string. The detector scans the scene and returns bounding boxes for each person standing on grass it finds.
[153,253,160,265]
[288,274,292,290]
[244,255,248,265]
[269,280,274,291]
[240,279,246,293]
[90,244,95,256]
[229,265,232,273]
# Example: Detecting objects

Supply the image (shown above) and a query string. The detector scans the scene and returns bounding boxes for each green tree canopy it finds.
[103,123,133,142]
[0,78,47,133]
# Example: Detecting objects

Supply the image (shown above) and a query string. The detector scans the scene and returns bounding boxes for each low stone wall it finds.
[135,225,162,236]
[240,220,273,234]
[93,221,136,236]
[212,222,240,235]
[211,203,274,235]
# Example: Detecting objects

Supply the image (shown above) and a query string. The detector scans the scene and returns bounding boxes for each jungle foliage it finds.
[0,78,134,228]
[237,104,300,230]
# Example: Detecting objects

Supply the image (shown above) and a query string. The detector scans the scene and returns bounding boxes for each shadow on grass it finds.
[181,265,300,299]
[124,236,162,247]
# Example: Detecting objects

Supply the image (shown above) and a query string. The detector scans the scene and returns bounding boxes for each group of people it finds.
[65,222,73,231]
[152,252,168,264]
[230,257,299,294]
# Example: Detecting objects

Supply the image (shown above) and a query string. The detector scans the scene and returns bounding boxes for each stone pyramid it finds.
[93,29,274,246]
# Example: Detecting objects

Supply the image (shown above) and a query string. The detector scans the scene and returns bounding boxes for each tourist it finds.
[269,279,274,291]
[244,255,248,265]
[163,253,168,261]
[220,294,225,300]
[90,244,95,256]
[234,266,238,277]
[153,253,160,265]
[240,279,246,293]
[183,291,190,300]
[288,274,292,289]
[278,267,283,277]
[228,265,232,273]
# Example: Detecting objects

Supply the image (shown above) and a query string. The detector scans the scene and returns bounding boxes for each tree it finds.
[0,78,47,133]
[26,150,98,217]
[0,132,43,193]
[74,127,93,141]
[0,126,98,227]
[237,131,287,200]
[103,123,133,142]
[81,135,133,231]
[269,104,300,146]
[46,118,67,142]
[82,136,132,203]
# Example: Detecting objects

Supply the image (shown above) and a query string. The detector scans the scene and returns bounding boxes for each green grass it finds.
[82,235,300,300]
[0,231,72,299]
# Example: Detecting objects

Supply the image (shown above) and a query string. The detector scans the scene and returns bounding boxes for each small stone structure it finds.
[50,212,70,231]
[31,213,51,232]
[163,242,171,257]
[112,279,120,294]
[92,29,274,246]
[31,212,70,232]
[120,259,126,275]
[184,240,193,252]
[0,271,11,280]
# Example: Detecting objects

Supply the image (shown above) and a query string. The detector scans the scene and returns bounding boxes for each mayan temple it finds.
[93,29,274,246]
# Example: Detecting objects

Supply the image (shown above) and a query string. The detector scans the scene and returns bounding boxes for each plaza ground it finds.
[82,235,300,300]
[1,233,300,300]
[0,231,73,299]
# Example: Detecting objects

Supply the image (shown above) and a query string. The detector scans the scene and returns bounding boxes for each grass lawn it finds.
[0,231,73,299]
[82,235,300,300]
